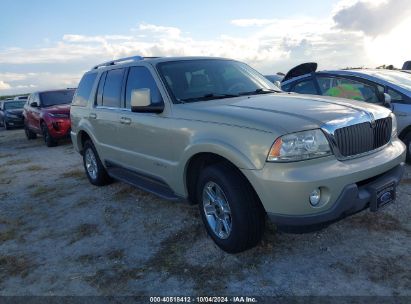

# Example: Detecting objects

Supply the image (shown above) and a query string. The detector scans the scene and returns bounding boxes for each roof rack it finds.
[92,56,161,70]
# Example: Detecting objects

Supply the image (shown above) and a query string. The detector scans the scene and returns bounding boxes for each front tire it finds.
[41,122,57,147]
[83,140,112,186]
[197,163,265,253]
[404,132,411,164]
[3,119,10,130]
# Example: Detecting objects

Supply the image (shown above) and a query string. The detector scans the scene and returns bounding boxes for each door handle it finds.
[89,113,97,119]
[120,117,131,125]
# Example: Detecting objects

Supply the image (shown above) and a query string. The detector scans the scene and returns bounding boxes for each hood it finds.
[283,62,317,82]
[173,93,391,135]
[43,104,71,114]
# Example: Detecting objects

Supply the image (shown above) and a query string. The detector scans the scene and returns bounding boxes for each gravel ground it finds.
[0,128,410,296]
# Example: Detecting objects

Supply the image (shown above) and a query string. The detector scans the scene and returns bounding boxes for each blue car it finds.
[281,63,411,162]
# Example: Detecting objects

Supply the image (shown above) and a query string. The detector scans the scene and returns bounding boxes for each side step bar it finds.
[105,161,182,201]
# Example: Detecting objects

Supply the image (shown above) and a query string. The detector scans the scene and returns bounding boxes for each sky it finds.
[0,0,411,95]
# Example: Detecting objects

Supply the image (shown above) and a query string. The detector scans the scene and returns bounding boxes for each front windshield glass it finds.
[157,59,280,103]
[370,71,411,91]
[4,101,25,110]
[40,90,75,107]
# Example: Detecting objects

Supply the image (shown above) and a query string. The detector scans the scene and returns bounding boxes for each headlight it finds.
[6,113,19,118]
[267,129,332,162]
[391,113,397,138]
[48,113,69,118]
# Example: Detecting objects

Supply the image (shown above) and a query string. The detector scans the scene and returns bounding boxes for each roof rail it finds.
[92,55,145,70]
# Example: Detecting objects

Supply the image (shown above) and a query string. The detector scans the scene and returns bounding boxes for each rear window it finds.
[40,90,75,107]
[72,73,97,107]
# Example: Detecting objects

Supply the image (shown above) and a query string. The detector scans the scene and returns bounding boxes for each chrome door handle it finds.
[120,117,131,125]
[89,113,97,119]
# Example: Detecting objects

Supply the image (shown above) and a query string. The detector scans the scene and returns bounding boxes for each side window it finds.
[72,73,97,107]
[101,68,125,108]
[292,79,318,94]
[318,76,380,103]
[95,72,107,106]
[125,66,163,108]
[387,88,408,104]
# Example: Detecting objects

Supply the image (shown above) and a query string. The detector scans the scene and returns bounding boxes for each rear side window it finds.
[125,67,163,108]
[72,73,97,106]
[293,79,317,94]
[101,68,125,108]
[317,76,381,103]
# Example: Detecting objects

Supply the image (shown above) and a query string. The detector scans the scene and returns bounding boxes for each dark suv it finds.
[0,100,26,130]
[23,89,75,146]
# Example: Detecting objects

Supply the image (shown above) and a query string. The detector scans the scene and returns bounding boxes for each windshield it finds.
[370,70,411,91]
[4,101,25,110]
[40,90,75,107]
[157,59,280,103]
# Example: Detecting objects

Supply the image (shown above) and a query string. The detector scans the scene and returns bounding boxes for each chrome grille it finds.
[334,117,392,157]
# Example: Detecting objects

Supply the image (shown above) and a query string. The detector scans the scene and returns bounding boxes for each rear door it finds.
[88,68,126,162]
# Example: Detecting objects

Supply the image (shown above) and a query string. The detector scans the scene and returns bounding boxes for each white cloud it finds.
[0,81,11,90]
[333,0,411,36]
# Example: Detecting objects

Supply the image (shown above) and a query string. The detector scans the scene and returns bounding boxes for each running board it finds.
[105,161,181,201]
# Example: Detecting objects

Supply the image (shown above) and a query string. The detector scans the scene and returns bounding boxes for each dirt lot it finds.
[0,128,410,296]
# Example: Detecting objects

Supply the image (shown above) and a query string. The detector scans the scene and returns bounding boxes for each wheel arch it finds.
[184,152,265,213]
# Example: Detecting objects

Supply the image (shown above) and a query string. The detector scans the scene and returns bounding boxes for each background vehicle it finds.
[281,63,411,162]
[71,56,405,253]
[23,89,75,146]
[264,74,284,88]
[0,99,25,130]
[403,61,411,70]
[14,95,28,101]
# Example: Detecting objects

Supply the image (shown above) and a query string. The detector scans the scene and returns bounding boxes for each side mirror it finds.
[383,93,393,109]
[30,102,38,107]
[130,88,164,113]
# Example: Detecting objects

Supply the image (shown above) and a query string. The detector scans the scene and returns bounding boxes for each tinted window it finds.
[72,73,97,107]
[102,69,124,108]
[95,72,107,106]
[293,80,317,94]
[125,67,163,108]
[387,88,409,104]
[317,76,380,103]
[40,90,75,107]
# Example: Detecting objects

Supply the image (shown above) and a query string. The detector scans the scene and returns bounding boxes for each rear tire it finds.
[83,140,112,186]
[41,122,57,147]
[197,163,265,253]
[24,123,37,140]
[404,132,411,164]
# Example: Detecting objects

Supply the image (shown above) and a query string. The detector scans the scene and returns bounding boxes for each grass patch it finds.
[0,255,34,283]
[4,159,31,166]
[60,169,85,180]
[31,185,57,198]
[0,153,15,159]
[26,165,45,172]
[70,223,99,244]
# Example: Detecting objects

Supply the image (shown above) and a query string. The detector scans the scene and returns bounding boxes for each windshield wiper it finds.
[178,93,239,103]
[238,88,280,96]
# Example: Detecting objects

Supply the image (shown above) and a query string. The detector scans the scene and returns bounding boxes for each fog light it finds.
[309,188,321,206]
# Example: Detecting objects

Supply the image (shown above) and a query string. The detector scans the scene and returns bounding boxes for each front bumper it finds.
[268,163,404,226]
[5,116,24,126]
[241,139,406,225]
